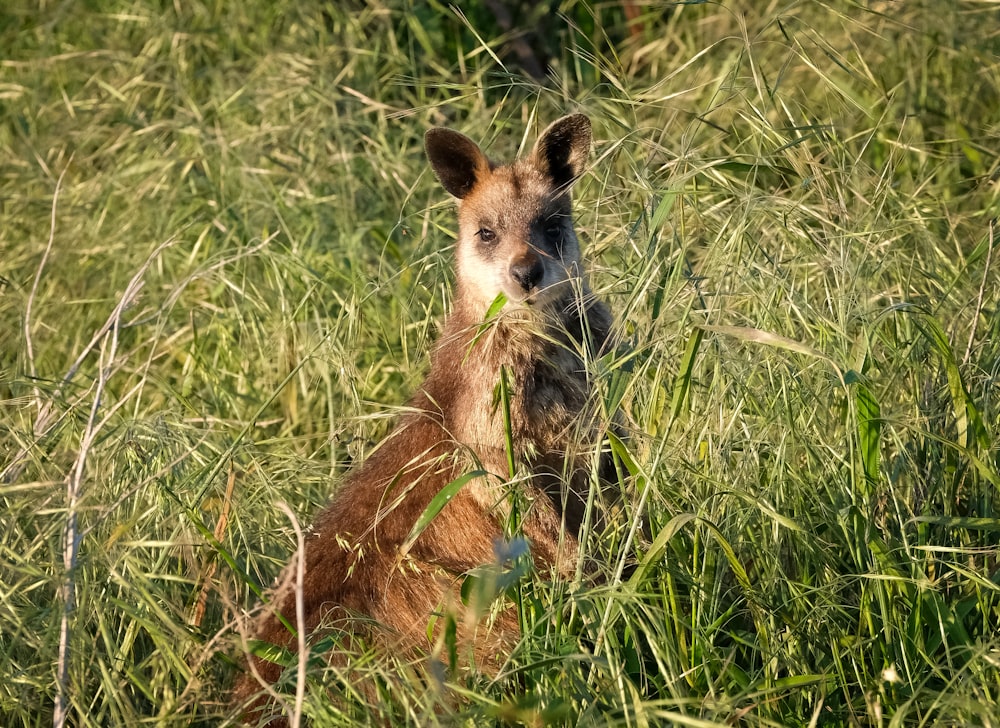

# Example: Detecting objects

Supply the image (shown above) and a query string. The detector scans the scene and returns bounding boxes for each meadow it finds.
[1,1,998,725]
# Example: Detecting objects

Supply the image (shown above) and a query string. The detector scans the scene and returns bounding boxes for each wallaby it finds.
[232,113,613,724]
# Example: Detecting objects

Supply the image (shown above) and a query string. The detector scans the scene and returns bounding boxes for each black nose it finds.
[510,256,544,292]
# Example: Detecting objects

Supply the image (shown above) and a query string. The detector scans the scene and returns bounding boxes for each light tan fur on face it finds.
[455,162,582,313]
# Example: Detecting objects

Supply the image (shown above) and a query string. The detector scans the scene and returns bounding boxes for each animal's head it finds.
[425,114,592,318]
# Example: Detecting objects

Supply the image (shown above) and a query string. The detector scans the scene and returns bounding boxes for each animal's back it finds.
[231,416,508,709]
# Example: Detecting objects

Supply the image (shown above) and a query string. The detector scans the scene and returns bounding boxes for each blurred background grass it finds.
[1,1,998,725]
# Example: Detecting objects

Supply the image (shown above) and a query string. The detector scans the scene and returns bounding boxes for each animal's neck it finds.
[412,296,604,458]
[441,302,580,380]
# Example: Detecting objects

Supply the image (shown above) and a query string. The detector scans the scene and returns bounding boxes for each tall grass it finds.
[2,1,998,725]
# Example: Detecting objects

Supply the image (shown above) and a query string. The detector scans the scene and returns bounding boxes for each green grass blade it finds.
[399,470,488,558]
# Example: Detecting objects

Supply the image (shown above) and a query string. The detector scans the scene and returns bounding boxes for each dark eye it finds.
[477,228,497,244]
[545,224,562,241]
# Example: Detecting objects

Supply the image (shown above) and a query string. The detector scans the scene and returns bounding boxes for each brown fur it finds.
[232,114,612,724]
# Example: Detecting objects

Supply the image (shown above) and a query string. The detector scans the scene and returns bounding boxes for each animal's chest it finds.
[443,333,593,459]
[514,348,590,445]
[526,360,583,409]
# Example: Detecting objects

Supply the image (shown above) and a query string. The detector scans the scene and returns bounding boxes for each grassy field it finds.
[2,0,999,725]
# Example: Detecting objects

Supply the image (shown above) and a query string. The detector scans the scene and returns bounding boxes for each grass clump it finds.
[2,0,998,725]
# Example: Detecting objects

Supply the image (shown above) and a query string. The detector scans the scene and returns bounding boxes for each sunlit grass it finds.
[1,0,998,725]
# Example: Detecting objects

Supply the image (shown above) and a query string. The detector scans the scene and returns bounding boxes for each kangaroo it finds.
[232,113,613,724]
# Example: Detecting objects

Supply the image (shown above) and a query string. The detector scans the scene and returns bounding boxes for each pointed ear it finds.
[531,114,591,190]
[424,128,491,199]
